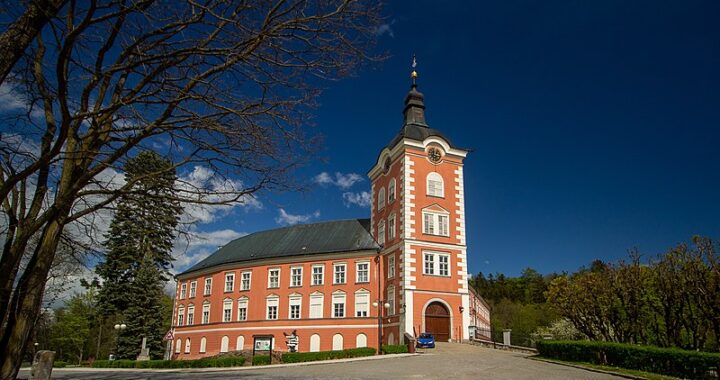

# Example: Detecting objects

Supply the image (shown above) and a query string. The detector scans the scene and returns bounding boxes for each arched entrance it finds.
[424,301,450,342]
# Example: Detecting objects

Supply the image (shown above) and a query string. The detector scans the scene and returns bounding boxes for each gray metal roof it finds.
[178,219,379,277]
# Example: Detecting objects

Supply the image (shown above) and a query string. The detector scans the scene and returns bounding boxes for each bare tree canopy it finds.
[0,0,68,84]
[0,1,383,378]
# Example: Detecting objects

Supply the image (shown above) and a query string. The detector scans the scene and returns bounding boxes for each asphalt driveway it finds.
[18,343,623,379]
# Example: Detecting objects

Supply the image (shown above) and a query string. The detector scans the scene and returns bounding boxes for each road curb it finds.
[48,353,419,373]
[528,357,647,380]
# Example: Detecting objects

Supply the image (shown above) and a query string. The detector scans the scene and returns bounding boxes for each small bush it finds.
[53,361,67,368]
[381,344,408,354]
[536,340,720,379]
[91,357,245,369]
[252,355,271,366]
[281,347,376,363]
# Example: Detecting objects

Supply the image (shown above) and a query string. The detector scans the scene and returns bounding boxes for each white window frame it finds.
[177,305,185,326]
[175,338,181,353]
[309,292,324,319]
[180,283,187,299]
[388,255,395,278]
[439,254,450,276]
[377,220,385,245]
[224,272,235,292]
[204,278,212,296]
[184,338,191,354]
[387,285,395,315]
[268,268,280,288]
[189,281,197,298]
[237,297,248,321]
[290,266,303,287]
[354,290,369,317]
[378,187,386,210]
[202,302,210,324]
[200,337,207,353]
[332,291,346,318]
[388,213,396,240]
[223,299,233,322]
[187,305,195,325]
[423,210,450,237]
[423,251,451,277]
[240,271,251,291]
[312,265,324,286]
[388,178,396,203]
[266,296,279,320]
[289,294,302,320]
[356,262,369,283]
[427,172,444,197]
[334,263,346,284]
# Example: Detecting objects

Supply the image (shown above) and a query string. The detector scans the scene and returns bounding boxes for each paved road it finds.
[19,343,623,379]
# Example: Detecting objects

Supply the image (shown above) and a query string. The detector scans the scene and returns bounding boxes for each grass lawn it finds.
[532,357,681,380]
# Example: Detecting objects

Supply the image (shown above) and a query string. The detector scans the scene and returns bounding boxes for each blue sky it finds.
[5,1,717,281]
[203,0,719,277]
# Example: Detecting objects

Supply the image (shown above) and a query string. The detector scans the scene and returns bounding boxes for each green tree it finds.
[51,294,92,364]
[96,151,182,359]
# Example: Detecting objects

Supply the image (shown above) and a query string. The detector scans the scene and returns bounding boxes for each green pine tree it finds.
[96,151,182,359]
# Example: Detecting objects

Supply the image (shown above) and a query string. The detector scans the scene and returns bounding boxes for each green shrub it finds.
[381,344,408,354]
[281,347,376,363]
[91,357,245,369]
[252,355,271,366]
[53,361,67,368]
[536,340,720,379]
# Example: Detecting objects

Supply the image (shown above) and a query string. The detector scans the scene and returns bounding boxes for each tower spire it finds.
[403,54,426,126]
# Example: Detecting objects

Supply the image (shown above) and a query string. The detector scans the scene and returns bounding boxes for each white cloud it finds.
[275,208,320,226]
[178,165,262,224]
[313,171,364,190]
[0,82,44,118]
[375,23,395,38]
[342,191,372,208]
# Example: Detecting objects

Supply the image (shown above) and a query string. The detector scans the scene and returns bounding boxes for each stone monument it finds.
[30,350,55,380]
[136,336,150,361]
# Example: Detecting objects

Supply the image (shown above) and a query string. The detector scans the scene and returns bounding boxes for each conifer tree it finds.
[96,151,182,359]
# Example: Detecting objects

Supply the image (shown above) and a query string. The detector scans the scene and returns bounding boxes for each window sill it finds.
[422,273,451,278]
[427,195,445,199]
[333,282,347,285]
[311,283,324,287]
[267,286,279,289]
[289,285,303,288]
[421,233,450,238]
[355,281,370,284]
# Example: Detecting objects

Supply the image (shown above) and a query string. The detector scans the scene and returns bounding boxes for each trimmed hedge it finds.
[53,361,67,368]
[381,344,408,354]
[92,356,245,369]
[536,340,720,379]
[281,347,376,363]
[252,355,271,366]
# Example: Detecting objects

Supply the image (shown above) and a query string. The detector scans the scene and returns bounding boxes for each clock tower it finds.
[368,66,470,343]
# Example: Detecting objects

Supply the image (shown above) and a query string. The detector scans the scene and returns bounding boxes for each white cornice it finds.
[368,136,468,179]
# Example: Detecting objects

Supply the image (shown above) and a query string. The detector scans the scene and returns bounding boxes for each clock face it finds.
[427,147,442,163]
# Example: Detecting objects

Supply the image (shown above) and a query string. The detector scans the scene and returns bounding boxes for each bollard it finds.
[30,350,55,380]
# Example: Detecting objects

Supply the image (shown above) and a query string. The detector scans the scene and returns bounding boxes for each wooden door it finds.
[425,302,450,342]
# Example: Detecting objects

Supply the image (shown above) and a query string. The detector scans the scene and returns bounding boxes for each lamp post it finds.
[372,300,390,354]
[113,323,127,359]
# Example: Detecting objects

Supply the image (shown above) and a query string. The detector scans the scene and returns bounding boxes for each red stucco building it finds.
[171,72,490,358]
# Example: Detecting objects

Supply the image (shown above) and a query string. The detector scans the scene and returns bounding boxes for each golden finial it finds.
[411,54,418,84]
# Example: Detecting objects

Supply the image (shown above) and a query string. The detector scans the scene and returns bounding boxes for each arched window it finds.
[236,335,245,351]
[387,332,395,345]
[200,337,207,353]
[356,333,367,348]
[332,334,343,351]
[426,172,444,197]
[377,187,386,210]
[184,338,191,353]
[175,338,181,353]
[220,335,229,353]
[388,178,396,203]
[310,334,321,352]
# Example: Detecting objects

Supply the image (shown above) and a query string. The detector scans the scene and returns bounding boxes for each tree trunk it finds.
[0,220,64,380]
[0,0,66,85]
[0,229,33,339]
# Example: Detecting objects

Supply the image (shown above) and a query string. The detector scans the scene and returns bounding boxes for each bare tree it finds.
[0,1,382,378]
[0,0,68,84]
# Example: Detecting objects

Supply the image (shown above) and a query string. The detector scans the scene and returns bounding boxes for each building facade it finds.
[171,72,489,359]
